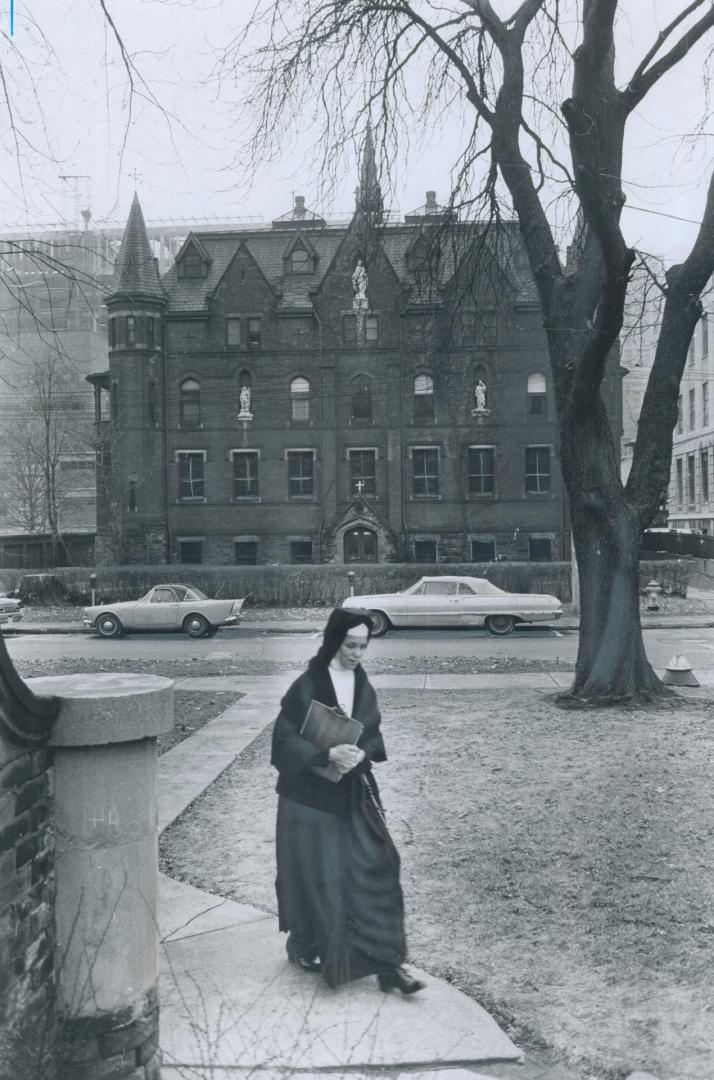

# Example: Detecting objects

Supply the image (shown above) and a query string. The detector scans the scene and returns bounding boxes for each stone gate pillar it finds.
[25,673,173,1080]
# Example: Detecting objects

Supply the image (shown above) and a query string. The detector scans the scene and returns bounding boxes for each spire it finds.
[356,121,383,219]
[109,193,164,300]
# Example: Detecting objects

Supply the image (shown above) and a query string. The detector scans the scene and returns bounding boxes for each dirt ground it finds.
[160,688,714,1080]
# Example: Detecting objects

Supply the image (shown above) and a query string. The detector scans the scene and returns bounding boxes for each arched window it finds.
[290,248,310,273]
[290,376,310,421]
[180,378,201,428]
[351,375,373,421]
[527,372,547,416]
[413,373,434,422]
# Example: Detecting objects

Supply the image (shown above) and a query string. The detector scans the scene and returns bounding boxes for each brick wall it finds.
[0,740,56,1080]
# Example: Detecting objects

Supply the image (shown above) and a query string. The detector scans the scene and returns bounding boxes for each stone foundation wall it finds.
[57,988,160,1080]
[0,742,56,1080]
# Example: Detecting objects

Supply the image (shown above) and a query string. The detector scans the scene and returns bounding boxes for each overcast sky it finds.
[0,0,711,265]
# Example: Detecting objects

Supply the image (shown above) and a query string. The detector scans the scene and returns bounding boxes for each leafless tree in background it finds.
[224,0,714,703]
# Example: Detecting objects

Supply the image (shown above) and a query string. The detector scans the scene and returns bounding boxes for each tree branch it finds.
[623,1,714,112]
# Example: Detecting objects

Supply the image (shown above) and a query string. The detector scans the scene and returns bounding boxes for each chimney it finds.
[294,195,306,217]
[425,191,438,214]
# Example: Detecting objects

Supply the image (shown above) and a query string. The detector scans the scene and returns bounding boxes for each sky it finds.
[0,0,712,265]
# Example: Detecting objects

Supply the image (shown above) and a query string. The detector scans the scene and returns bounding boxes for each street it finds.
[5,623,712,675]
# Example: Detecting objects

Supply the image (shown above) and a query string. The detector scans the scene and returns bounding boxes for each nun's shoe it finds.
[377,967,425,994]
[286,938,322,973]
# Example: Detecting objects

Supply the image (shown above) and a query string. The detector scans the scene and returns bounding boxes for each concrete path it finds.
[157,673,529,1079]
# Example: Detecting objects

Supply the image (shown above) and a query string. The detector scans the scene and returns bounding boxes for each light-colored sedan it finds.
[83,584,244,639]
[342,575,563,636]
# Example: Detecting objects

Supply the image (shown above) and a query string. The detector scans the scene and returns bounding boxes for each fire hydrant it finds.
[644,579,662,611]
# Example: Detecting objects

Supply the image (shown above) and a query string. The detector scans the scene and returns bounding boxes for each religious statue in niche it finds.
[352,259,368,307]
[238,384,253,418]
[474,380,487,412]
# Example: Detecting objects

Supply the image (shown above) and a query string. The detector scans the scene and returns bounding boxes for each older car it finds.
[0,591,23,627]
[83,584,244,639]
[342,575,563,636]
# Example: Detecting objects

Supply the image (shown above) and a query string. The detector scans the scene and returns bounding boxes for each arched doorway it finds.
[344,526,378,563]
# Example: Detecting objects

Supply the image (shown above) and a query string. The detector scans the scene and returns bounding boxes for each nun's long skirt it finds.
[275,774,407,988]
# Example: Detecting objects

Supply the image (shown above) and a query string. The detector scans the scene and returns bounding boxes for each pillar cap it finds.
[24,673,174,747]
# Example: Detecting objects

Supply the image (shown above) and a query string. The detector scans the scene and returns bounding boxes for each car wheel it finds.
[369,610,390,638]
[95,613,125,639]
[183,613,211,639]
[485,614,517,636]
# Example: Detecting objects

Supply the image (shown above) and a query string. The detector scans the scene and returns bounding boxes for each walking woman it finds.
[271,607,424,994]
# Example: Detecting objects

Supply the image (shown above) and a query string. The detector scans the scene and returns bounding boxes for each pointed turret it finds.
[356,122,383,220]
[110,193,164,300]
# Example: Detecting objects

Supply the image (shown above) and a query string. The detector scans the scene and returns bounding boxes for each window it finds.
[290,377,311,421]
[529,537,552,561]
[233,451,259,498]
[179,378,201,428]
[177,452,205,499]
[412,447,440,496]
[290,540,313,564]
[414,539,437,563]
[147,317,156,347]
[290,248,310,273]
[417,580,457,595]
[689,388,696,431]
[688,338,696,367]
[235,541,258,565]
[687,454,696,505]
[178,540,203,564]
[351,375,373,421]
[460,306,476,344]
[288,450,314,497]
[413,374,434,423]
[676,457,684,507]
[702,450,710,504]
[349,449,376,496]
[365,315,379,342]
[110,380,119,421]
[127,316,136,346]
[468,447,495,495]
[677,395,683,434]
[128,480,137,512]
[527,373,547,416]
[247,317,262,349]
[525,446,551,493]
[147,380,158,426]
[226,317,241,346]
[181,250,203,279]
[343,314,357,345]
[705,383,710,428]
[471,538,496,561]
[703,315,710,361]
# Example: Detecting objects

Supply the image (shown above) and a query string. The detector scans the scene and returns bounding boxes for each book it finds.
[300,699,364,783]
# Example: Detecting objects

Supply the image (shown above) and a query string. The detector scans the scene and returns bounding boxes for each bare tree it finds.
[226,0,714,703]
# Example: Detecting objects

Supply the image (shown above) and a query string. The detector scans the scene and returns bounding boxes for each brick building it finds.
[89,142,621,567]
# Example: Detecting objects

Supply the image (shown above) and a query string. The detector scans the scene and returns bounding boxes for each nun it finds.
[271,607,424,994]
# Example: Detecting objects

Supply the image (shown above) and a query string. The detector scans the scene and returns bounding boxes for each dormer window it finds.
[181,251,203,278]
[290,248,310,273]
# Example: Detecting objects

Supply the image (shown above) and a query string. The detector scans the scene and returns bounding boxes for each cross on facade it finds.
[355,480,365,494]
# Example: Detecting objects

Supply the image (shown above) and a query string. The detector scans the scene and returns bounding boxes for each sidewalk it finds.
[156,674,525,1080]
[155,671,679,1080]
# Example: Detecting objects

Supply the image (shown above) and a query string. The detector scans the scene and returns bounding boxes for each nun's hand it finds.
[328,745,366,773]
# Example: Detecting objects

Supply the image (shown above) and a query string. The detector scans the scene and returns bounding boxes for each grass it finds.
[159,687,714,1080]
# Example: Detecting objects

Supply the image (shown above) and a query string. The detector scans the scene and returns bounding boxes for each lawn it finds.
[160,687,714,1080]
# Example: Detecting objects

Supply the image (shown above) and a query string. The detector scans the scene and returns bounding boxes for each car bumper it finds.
[0,610,23,624]
[222,614,242,626]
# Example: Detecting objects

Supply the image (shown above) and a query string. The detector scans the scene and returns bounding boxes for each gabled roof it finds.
[175,233,212,264]
[109,194,165,300]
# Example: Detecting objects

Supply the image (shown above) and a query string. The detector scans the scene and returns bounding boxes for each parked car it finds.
[83,584,244,639]
[342,575,563,636]
[0,592,23,627]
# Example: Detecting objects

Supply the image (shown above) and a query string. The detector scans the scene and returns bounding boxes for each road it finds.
[5,624,714,674]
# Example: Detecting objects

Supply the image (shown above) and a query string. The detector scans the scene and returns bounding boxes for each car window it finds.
[183,587,207,601]
[423,581,458,596]
[151,588,178,603]
[172,587,188,601]
[458,583,476,595]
